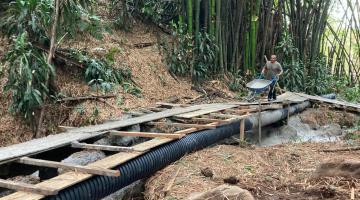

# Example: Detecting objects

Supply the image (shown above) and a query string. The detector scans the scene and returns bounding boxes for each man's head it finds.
[270,55,277,63]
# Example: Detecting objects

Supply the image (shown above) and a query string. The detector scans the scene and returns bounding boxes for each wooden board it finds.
[110,131,184,139]
[0,179,58,196]
[296,93,360,111]
[0,106,201,165]
[175,104,238,118]
[147,122,217,129]
[277,92,309,103]
[17,157,120,177]
[71,142,136,152]
[1,137,175,200]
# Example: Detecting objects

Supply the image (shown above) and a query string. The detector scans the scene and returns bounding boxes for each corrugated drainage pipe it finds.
[45,101,310,200]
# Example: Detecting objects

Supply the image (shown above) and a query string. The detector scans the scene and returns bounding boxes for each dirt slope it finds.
[0,22,199,146]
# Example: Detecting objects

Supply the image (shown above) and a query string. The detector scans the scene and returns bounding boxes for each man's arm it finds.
[277,63,283,76]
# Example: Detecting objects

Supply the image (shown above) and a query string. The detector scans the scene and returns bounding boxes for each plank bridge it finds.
[0,92,359,199]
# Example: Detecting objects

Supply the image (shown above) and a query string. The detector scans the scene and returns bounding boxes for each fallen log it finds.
[321,146,360,152]
[57,95,116,102]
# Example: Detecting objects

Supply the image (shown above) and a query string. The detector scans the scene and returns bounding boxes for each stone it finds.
[312,159,360,179]
[321,124,342,136]
[187,184,255,200]
[59,150,106,174]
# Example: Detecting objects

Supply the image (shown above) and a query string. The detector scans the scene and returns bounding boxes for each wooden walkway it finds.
[0,92,359,199]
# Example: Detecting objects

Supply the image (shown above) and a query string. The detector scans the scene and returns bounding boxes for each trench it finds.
[35,101,310,200]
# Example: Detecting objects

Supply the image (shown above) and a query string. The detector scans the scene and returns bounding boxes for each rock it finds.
[102,180,145,200]
[59,150,106,174]
[107,114,143,146]
[312,159,360,179]
[201,167,214,178]
[187,184,255,200]
[223,176,239,185]
[321,124,342,136]
[91,47,106,56]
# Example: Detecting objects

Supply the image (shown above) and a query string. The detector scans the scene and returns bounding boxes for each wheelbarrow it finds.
[245,78,276,102]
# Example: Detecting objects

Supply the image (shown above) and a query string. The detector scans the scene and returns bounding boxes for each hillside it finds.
[0,23,209,146]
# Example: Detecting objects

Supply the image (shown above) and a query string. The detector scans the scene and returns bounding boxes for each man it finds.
[261,55,283,101]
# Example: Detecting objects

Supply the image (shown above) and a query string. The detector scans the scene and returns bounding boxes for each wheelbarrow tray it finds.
[246,79,273,93]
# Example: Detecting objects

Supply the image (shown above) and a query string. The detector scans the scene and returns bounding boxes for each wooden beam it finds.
[110,131,184,139]
[147,122,217,129]
[0,105,202,165]
[17,157,120,177]
[173,122,219,135]
[209,113,252,120]
[178,117,231,123]
[224,108,257,115]
[156,102,186,108]
[71,141,137,152]
[0,179,58,196]
[1,137,174,200]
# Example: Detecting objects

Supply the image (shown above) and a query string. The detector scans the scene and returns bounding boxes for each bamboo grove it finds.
[162,0,360,93]
[0,0,359,136]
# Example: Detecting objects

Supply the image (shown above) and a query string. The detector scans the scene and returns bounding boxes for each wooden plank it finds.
[277,92,309,103]
[173,122,219,135]
[110,131,184,139]
[0,179,58,196]
[296,93,360,111]
[2,137,175,200]
[209,113,253,120]
[147,122,217,129]
[132,138,174,152]
[156,102,187,108]
[224,104,283,115]
[71,141,136,152]
[17,157,120,177]
[0,106,201,165]
[185,117,234,123]
[176,104,238,118]
[224,108,257,114]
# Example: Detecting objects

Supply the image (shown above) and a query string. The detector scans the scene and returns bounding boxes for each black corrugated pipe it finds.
[45,101,310,200]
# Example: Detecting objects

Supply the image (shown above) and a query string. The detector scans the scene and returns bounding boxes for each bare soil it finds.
[144,142,360,200]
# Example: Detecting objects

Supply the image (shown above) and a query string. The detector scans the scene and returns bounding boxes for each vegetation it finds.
[0,0,137,135]
[0,0,359,135]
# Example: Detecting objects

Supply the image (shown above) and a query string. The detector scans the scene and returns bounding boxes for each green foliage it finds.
[165,21,193,76]
[331,78,360,103]
[228,78,243,92]
[305,56,332,95]
[135,0,179,24]
[3,33,54,123]
[0,0,103,40]
[192,33,217,82]
[63,49,141,96]
[108,0,135,31]
[276,34,304,92]
[0,0,52,43]
[165,21,217,83]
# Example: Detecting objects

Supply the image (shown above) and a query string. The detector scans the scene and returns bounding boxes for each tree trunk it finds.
[36,0,60,138]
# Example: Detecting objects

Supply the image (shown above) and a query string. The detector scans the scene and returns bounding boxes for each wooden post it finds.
[287,101,290,125]
[0,179,58,196]
[239,119,245,143]
[258,101,262,145]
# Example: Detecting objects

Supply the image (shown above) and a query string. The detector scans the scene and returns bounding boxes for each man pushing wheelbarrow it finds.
[245,55,283,102]
[261,55,283,101]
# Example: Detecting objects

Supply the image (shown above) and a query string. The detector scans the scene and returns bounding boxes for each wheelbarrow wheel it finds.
[244,91,256,102]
